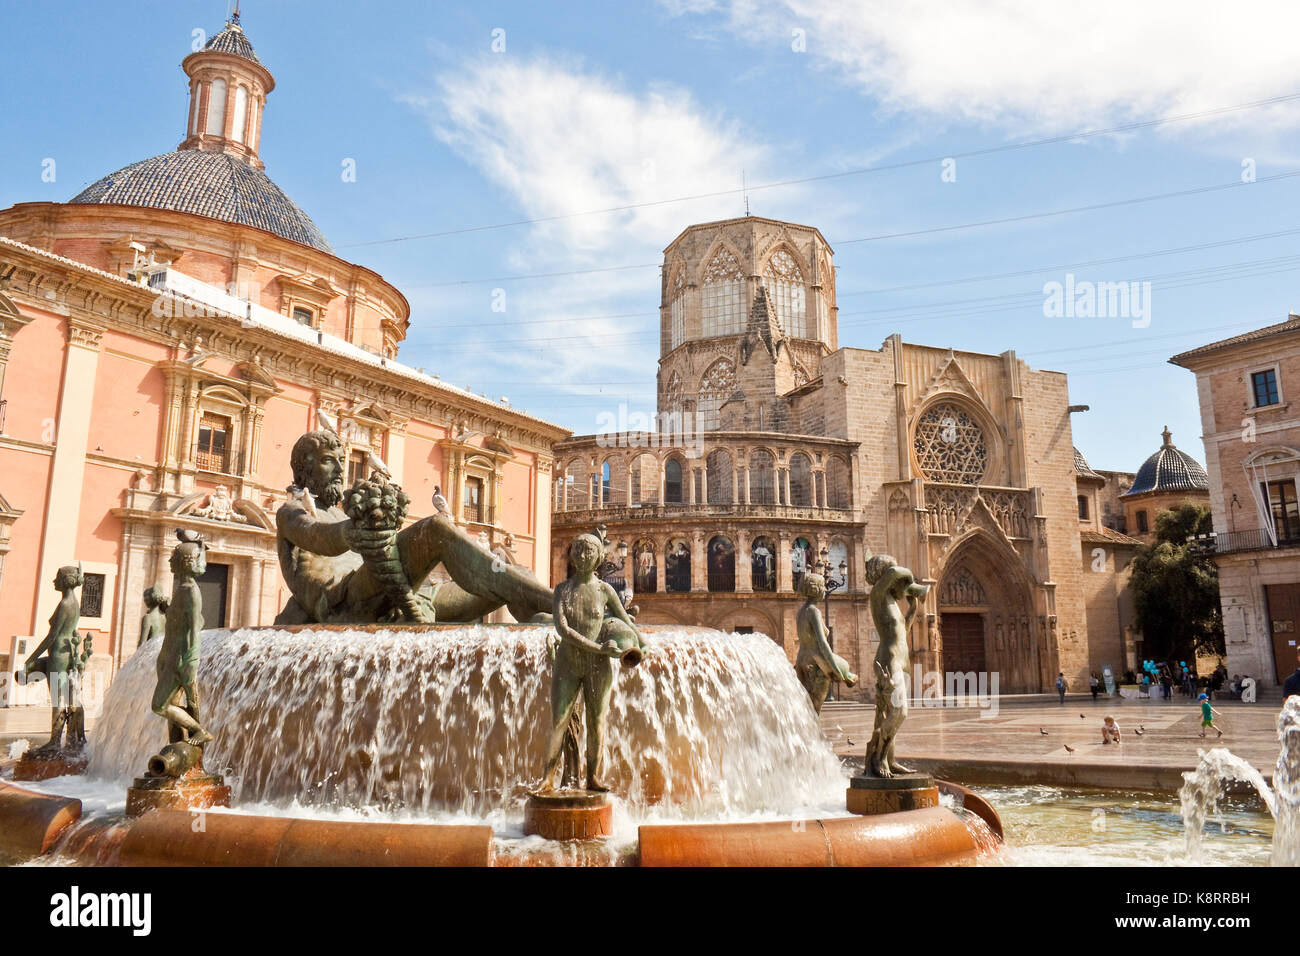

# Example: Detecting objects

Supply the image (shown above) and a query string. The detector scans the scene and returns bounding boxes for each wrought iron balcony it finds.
[1194,528,1300,555]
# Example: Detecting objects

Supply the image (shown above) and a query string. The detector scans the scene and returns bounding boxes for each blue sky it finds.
[6,0,1300,473]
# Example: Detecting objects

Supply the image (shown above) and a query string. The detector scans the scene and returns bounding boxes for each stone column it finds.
[743,467,751,505]
[777,532,793,592]
[625,465,633,508]
[35,317,105,631]
[736,530,752,592]
[658,460,666,505]
[691,532,706,592]
[700,467,708,505]
[242,557,262,627]
[689,467,697,505]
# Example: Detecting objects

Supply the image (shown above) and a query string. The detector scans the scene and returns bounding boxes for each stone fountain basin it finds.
[0,778,992,866]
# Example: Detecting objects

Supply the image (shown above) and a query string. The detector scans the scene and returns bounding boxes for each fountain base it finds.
[125,767,231,818]
[846,773,939,815]
[524,790,613,841]
[13,750,88,782]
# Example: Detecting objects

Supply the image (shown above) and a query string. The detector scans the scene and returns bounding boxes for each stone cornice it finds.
[0,238,570,453]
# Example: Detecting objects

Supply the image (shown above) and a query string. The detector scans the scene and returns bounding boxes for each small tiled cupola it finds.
[177,9,276,170]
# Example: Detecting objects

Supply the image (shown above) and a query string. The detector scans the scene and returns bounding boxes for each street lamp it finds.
[816,547,850,701]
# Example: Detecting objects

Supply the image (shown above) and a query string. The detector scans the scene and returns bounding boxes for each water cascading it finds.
[1179,696,1300,865]
[88,625,849,820]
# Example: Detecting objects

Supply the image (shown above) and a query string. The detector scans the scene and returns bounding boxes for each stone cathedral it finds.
[551,215,1128,696]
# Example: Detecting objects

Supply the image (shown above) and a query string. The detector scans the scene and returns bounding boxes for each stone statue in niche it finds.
[795,572,857,714]
[274,428,554,625]
[862,553,929,778]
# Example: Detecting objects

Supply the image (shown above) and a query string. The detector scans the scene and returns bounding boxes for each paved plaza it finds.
[822,693,1290,790]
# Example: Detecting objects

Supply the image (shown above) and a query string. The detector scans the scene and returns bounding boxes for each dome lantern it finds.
[178,7,276,170]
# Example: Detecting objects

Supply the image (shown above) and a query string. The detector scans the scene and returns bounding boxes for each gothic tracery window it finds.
[697,358,736,432]
[763,249,807,338]
[702,248,745,337]
[914,403,988,485]
[669,269,686,349]
[665,370,683,416]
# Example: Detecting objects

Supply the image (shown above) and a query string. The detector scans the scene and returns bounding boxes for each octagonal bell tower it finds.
[657,216,837,433]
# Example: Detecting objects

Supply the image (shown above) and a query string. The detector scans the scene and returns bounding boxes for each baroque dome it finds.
[69,149,332,254]
[1124,427,1209,497]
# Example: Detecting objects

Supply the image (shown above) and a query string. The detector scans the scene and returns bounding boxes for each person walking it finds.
[1197,693,1223,738]
[1056,671,1067,705]
[1089,672,1100,702]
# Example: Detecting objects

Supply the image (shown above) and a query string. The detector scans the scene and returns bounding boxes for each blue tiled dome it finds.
[203,24,260,64]
[1124,427,1209,496]
[69,150,332,253]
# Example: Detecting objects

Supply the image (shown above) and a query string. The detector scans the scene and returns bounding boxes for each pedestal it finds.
[845,773,939,816]
[523,790,613,841]
[125,767,231,818]
[12,749,89,782]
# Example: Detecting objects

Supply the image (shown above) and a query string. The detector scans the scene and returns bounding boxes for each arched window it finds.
[563,460,589,510]
[789,453,813,506]
[706,448,733,504]
[698,358,736,432]
[764,249,807,338]
[751,536,776,591]
[791,537,813,591]
[827,539,849,588]
[633,539,657,593]
[205,78,227,136]
[231,85,249,144]
[666,537,691,592]
[749,449,775,504]
[914,403,988,485]
[827,456,851,510]
[702,248,745,337]
[631,453,659,506]
[707,535,735,591]
[600,460,613,507]
[664,457,684,504]
[669,268,686,350]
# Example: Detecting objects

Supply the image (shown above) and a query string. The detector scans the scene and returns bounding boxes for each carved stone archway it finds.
[935,530,1040,693]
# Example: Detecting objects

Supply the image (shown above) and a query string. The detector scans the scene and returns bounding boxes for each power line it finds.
[391,172,1300,289]
[338,91,1300,249]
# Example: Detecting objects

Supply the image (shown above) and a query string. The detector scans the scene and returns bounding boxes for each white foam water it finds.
[87,625,849,821]
[1179,696,1300,866]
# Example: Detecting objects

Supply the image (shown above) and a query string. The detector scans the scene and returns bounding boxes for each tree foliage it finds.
[1129,503,1224,661]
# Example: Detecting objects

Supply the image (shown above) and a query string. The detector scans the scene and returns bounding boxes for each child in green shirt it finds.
[1197,693,1222,738]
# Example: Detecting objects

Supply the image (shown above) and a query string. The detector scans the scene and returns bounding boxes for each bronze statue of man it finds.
[152,530,213,746]
[275,429,554,625]
[863,553,928,778]
[22,566,84,755]
[795,572,857,714]
[538,534,647,793]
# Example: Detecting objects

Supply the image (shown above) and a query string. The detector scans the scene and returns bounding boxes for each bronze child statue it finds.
[538,534,647,793]
[151,529,213,747]
[139,586,169,645]
[863,553,928,778]
[795,572,857,714]
[22,565,86,755]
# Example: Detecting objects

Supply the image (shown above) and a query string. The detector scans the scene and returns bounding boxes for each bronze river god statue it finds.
[275,429,554,625]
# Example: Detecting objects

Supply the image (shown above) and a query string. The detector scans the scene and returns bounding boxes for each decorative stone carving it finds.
[940,567,986,606]
[190,484,247,522]
[914,404,988,484]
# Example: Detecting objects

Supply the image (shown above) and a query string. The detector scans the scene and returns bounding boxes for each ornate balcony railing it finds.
[1194,528,1300,556]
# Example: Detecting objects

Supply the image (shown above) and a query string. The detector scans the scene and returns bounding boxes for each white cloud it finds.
[399,53,792,414]
[410,54,769,254]
[667,0,1300,132]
